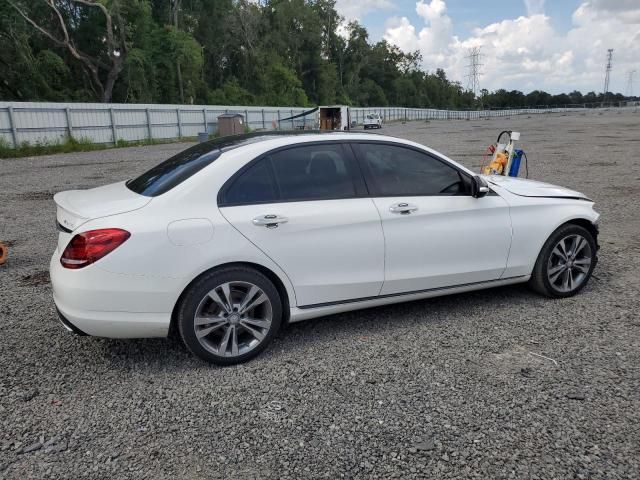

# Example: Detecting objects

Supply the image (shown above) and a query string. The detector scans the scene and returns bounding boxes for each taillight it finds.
[60,228,130,269]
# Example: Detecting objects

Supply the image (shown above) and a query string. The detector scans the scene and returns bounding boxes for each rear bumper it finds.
[50,252,178,338]
[56,307,88,336]
[53,298,170,338]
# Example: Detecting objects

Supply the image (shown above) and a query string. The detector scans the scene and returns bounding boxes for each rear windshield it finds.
[127,132,322,197]
[126,143,221,197]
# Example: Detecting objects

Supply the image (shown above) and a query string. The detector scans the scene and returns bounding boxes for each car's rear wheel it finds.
[529,223,596,298]
[177,267,282,365]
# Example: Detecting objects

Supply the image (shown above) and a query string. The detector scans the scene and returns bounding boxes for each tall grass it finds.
[0,136,191,159]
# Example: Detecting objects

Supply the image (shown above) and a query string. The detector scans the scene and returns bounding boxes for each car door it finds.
[352,141,512,295]
[218,142,385,307]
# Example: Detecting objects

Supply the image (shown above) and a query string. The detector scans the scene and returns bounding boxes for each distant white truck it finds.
[318,106,352,131]
[363,113,383,129]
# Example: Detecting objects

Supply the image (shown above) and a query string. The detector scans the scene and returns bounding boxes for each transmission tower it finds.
[625,70,636,98]
[602,48,613,102]
[465,47,483,98]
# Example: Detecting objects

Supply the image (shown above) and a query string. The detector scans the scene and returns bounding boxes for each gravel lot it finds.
[1,110,639,479]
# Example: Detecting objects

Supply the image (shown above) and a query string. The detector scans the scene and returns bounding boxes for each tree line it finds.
[0,0,632,108]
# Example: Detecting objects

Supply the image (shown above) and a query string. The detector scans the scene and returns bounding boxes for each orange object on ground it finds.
[0,242,7,266]
[482,152,508,175]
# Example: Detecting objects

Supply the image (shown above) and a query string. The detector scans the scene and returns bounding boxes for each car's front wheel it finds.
[529,223,597,298]
[177,267,282,365]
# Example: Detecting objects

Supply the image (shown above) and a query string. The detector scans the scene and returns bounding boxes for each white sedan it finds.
[51,132,599,365]
[363,113,383,129]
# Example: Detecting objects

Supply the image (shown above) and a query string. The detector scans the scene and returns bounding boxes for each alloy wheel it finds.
[547,234,592,293]
[193,281,273,357]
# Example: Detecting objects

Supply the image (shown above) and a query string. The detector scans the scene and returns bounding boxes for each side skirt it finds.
[288,275,530,323]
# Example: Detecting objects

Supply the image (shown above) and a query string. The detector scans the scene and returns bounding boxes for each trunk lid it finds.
[54,181,151,251]
[485,175,589,200]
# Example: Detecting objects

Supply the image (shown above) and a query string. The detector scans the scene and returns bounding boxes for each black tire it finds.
[177,266,282,365]
[529,223,597,298]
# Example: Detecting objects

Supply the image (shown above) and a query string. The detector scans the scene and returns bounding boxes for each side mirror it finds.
[472,176,490,198]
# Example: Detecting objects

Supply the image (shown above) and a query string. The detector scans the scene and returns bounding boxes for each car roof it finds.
[202,130,411,153]
[206,130,475,178]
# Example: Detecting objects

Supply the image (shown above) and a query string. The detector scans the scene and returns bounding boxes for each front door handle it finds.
[252,214,289,228]
[389,202,418,214]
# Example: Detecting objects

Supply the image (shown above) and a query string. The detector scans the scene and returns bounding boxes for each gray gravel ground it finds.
[1,110,639,479]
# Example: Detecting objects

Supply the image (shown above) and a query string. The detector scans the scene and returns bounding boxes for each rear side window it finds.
[355,143,470,196]
[270,144,356,202]
[127,144,221,197]
[223,159,278,205]
[221,143,358,206]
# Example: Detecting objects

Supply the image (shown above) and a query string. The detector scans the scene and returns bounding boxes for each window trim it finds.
[351,141,474,198]
[218,141,367,207]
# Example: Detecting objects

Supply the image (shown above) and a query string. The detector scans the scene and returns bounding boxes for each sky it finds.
[334,0,640,94]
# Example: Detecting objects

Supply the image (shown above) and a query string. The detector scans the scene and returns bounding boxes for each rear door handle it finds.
[252,214,288,228]
[389,202,418,214]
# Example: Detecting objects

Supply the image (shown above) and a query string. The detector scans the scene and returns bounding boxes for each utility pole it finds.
[465,47,483,107]
[602,48,613,105]
[625,70,636,98]
[171,0,184,105]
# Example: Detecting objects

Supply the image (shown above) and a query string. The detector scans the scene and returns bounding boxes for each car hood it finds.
[484,175,590,200]
[54,181,152,231]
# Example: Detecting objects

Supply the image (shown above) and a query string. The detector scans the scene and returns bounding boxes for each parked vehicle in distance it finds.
[364,113,383,129]
[318,106,352,131]
[51,132,599,365]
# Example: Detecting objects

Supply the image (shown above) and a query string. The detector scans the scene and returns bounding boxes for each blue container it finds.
[509,149,523,177]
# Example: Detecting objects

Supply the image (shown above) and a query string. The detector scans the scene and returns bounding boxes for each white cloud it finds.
[383,0,640,94]
[335,0,395,22]
[524,0,545,16]
[384,0,455,69]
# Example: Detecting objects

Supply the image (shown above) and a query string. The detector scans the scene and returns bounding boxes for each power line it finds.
[625,70,636,98]
[465,47,483,98]
[602,48,613,102]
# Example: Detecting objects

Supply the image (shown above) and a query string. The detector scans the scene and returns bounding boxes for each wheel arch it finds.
[169,261,292,337]
[564,217,599,246]
[528,216,599,275]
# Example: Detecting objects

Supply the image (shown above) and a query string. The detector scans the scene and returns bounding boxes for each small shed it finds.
[217,113,245,137]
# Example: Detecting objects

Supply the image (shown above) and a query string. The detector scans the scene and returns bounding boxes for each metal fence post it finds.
[203,108,207,133]
[176,108,183,138]
[277,110,281,130]
[245,109,249,130]
[291,109,294,129]
[109,108,118,145]
[7,106,18,147]
[261,109,265,130]
[65,107,73,139]
[146,108,152,140]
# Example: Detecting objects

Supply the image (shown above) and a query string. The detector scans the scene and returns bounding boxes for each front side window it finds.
[355,143,470,196]
[221,143,357,206]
